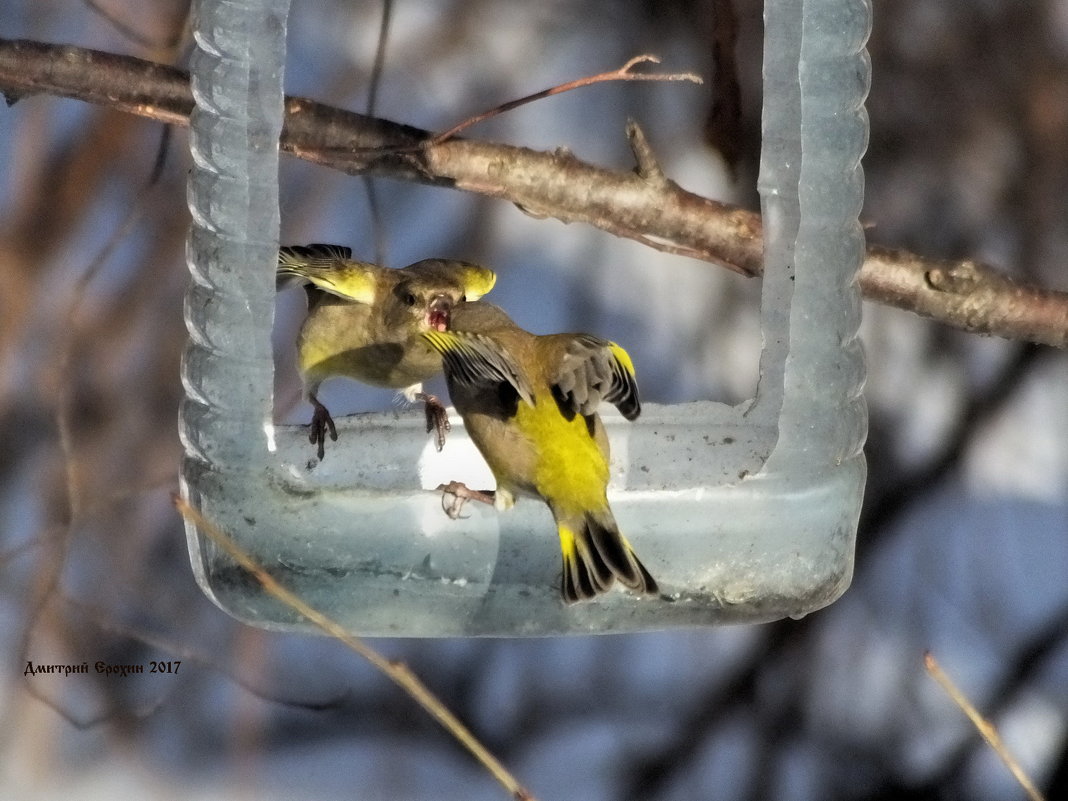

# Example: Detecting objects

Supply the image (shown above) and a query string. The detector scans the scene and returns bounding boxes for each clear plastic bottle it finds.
[181,0,871,635]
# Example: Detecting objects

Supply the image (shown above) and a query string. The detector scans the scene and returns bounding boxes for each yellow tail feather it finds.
[557,515,658,604]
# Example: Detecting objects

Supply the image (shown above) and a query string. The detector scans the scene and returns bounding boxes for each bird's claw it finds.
[436,481,495,520]
[308,398,338,460]
[417,392,451,451]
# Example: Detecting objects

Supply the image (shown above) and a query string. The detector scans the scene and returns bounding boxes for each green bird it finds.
[423,304,658,603]
[277,244,496,459]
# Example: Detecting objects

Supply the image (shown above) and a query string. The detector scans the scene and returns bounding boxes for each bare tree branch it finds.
[3,39,1066,346]
[862,246,1068,347]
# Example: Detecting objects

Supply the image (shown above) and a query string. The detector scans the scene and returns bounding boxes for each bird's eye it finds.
[404,292,417,307]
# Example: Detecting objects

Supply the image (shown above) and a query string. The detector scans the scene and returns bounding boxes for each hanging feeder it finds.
[180,0,871,636]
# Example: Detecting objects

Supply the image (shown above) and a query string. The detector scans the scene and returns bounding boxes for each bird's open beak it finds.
[427,295,453,332]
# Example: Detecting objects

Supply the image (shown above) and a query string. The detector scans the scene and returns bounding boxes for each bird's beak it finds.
[427,295,453,332]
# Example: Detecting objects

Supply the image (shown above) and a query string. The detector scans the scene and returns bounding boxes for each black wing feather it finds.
[552,335,640,421]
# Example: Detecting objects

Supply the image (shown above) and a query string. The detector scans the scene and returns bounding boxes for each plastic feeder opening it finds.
[180,0,871,636]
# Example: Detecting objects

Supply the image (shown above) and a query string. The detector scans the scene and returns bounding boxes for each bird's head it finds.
[392,259,496,333]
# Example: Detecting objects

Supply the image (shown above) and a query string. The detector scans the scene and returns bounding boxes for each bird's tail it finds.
[555,508,658,603]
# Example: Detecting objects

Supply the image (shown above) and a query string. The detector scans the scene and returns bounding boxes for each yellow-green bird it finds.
[277,244,496,459]
[423,305,658,603]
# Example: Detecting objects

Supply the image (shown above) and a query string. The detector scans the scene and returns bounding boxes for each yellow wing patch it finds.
[277,245,378,304]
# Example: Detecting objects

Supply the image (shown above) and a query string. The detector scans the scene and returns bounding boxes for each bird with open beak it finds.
[277,244,496,459]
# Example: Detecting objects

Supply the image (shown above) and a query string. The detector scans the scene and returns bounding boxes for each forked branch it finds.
[1,39,1066,346]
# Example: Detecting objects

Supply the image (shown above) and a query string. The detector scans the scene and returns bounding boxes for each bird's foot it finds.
[436,481,495,520]
[308,398,337,460]
[416,392,451,451]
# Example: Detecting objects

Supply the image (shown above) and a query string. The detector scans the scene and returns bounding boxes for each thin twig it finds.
[81,0,187,56]
[174,495,535,801]
[429,54,702,146]
[924,651,1046,801]
[362,0,394,265]
[18,123,175,692]
[365,0,393,119]
[54,125,170,522]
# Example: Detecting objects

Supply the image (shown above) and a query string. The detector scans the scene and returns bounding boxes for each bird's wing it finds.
[423,331,535,407]
[283,243,353,261]
[277,244,377,303]
[552,335,641,421]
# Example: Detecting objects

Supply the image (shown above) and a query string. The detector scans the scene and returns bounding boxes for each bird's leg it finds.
[416,392,451,451]
[436,481,495,520]
[308,394,337,460]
